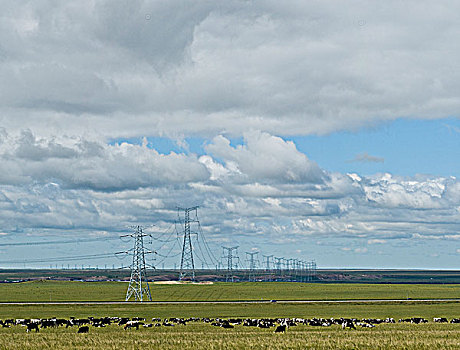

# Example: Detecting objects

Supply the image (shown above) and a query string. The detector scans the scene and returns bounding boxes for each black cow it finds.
[77,326,89,333]
[274,324,286,333]
[341,319,356,330]
[26,323,39,333]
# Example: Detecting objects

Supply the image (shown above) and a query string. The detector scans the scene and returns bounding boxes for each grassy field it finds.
[0,280,459,302]
[0,301,459,319]
[0,281,459,349]
[0,322,459,350]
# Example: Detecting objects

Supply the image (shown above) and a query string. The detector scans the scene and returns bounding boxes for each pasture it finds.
[0,281,459,349]
[0,280,459,302]
[0,321,459,349]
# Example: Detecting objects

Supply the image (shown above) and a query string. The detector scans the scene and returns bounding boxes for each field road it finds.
[0,299,459,305]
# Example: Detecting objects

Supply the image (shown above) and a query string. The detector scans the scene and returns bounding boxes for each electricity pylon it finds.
[178,206,199,281]
[222,246,239,282]
[262,254,273,281]
[274,257,283,279]
[124,226,152,302]
[245,251,259,282]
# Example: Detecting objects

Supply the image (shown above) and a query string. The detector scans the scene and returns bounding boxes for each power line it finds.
[0,236,119,247]
[0,253,115,264]
[197,218,219,266]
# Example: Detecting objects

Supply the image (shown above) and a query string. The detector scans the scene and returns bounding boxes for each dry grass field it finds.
[0,281,459,349]
[0,322,459,349]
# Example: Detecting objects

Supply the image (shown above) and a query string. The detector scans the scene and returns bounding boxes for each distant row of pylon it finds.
[123,207,317,302]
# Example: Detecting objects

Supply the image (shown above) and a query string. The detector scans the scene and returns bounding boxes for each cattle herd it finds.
[0,316,458,333]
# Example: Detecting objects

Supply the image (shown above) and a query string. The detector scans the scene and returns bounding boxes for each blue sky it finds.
[112,117,460,178]
[0,1,459,270]
[292,118,460,177]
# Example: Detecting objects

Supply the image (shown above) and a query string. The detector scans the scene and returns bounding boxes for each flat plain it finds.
[0,280,459,302]
[0,281,459,349]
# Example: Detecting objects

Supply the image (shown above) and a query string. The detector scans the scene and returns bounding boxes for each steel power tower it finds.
[222,246,239,282]
[124,226,152,302]
[178,206,199,281]
[262,254,273,281]
[274,257,283,279]
[245,251,259,282]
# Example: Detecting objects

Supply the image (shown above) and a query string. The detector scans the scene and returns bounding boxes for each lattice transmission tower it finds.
[245,251,259,282]
[222,246,239,282]
[123,225,152,302]
[262,254,273,281]
[178,206,199,281]
[274,257,283,279]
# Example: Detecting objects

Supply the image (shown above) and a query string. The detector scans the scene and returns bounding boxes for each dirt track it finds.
[0,298,459,305]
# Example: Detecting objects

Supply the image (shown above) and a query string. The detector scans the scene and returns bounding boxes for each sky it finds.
[0,1,459,270]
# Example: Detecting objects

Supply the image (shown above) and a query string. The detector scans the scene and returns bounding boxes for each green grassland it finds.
[0,281,459,349]
[0,301,459,319]
[0,280,459,302]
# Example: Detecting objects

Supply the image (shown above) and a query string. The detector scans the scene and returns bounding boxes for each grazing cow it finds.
[450,318,460,324]
[124,321,143,330]
[74,319,90,327]
[4,320,14,326]
[118,318,130,326]
[257,322,270,329]
[77,326,89,333]
[15,319,27,325]
[274,324,286,333]
[433,318,448,323]
[40,319,58,329]
[398,318,411,323]
[220,322,234,329]
[26,323,40,333]
[410,318,428,324]
[356,322,375,328]
[341,319,356,330]
[92,322,106,328]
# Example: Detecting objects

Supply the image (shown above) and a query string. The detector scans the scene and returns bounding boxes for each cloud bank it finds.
[0,131,458,255]
[1,1,460,139]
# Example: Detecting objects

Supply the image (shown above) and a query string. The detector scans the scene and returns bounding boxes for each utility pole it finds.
[293,259,299,281]
[274,257,283,280]
[262,255,273,271]
[123,226,152,302]
[245,252,259,282]
[311,260,317,281]
[222,246,239,282]
[178,206,199,281]
[286,258,292,274]
[262,254,273,281]
[299,260,304,281]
